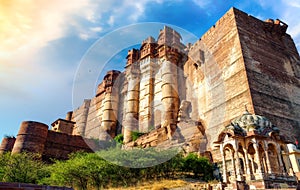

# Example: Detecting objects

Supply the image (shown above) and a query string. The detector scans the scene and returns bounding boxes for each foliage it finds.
[98,147,180,168]
[131,131,145,141]
[0,152,47,184]
[182,153,213,181]
[0,150,214,189]
[114,134,124,144]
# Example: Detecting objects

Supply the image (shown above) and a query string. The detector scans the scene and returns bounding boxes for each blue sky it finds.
[0,0,299,138]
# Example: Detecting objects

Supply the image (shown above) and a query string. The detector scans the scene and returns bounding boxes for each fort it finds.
[1,7,300,189]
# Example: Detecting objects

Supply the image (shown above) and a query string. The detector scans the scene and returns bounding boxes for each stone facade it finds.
[69,8,299,151]
[1,7,300,189]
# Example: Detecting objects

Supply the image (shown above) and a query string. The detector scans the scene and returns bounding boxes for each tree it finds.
[0,153,46,184]
[0,153,10,181]
[182,153,213,181]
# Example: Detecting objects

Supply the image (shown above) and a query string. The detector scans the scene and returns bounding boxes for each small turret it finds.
[126,49,140,66]
[0,136,16,153]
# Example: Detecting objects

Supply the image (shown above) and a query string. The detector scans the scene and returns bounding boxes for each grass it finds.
[106,179,189,190]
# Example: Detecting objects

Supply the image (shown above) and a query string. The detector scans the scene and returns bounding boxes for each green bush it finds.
[0,149,214,189]
[0,153,47,184]
[131,131,145,141]
[114,134,124,144]
[182,153,213,181]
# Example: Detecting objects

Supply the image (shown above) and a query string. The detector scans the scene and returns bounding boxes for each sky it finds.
[0,0,300,139]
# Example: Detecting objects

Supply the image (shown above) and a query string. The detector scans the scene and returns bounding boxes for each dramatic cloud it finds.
[0,0,165,97]
[0,0,166,138]
[281,0,300,49]
[0,0,91,58]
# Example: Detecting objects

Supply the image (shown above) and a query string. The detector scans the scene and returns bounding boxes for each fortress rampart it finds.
[1,8,299,170]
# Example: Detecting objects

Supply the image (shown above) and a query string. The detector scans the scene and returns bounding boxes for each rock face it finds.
[1,8,299,163]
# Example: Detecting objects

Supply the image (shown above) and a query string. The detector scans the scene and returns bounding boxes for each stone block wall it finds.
[68,7,300,151]
[42,131,97,160]
[2,121,97,160]
[185,7,254,149]
[234,8,300,140]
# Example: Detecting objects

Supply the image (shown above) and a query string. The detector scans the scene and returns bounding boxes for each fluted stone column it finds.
[139,57,155,132]
[124,74,140,143]
[99,90,119,140]
[161,60,179,136]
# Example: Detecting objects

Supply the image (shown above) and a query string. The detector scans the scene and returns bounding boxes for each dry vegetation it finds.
[107,179,189,190]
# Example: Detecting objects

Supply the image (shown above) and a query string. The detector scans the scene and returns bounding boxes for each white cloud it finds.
[0,0,166,107]
[0,0,94,59]
[192,0,211,8]
[90,27,103,32]
[279,0,300,49]
[253,0,300,50]
[283,0,300,8]
[108,15,115,26]
[79,33,90,40]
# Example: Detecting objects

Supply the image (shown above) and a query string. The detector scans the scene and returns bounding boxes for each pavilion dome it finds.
[230,110,280,135]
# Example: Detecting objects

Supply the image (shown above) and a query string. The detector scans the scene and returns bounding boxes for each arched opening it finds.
[238,143,246,175]
[223,144,235,179]
[247,143,256,175]
[258,143,267,173]
[280,145,288,174]
[268,143,280,173]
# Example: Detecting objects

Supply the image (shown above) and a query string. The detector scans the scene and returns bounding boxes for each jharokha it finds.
[1,8,300,189]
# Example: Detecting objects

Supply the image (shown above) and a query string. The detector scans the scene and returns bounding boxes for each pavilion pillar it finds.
[244,148,251,175]
[250,156,255,173]
[234,141,242,181]
[276,144,285,174]
[253,142,264,179]
[253,143,263,173]
[263,142,272,174]
[264,150,272,173]
[220,144,227,183]
[231,150,236,178]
